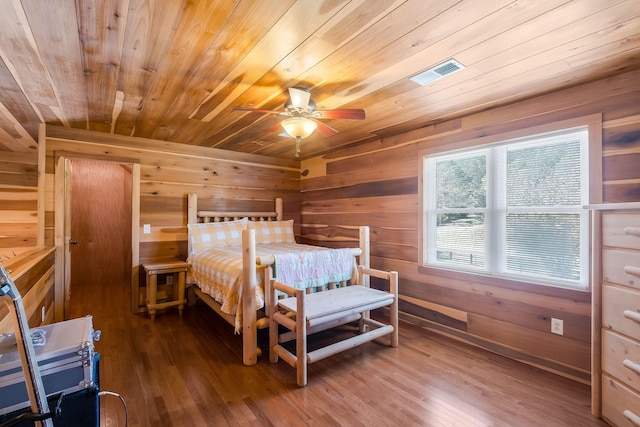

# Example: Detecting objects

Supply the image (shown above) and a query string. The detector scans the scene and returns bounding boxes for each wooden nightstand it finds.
[143,261,188,320]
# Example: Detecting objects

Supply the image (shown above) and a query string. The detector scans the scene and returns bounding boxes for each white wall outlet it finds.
[551,318,563,335]
[143,224,151,234]
[166,275,174,285]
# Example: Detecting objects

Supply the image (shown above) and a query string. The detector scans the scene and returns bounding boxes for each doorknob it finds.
[69,240,78,245]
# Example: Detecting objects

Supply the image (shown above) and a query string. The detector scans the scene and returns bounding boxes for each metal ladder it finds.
[0,262,58,427]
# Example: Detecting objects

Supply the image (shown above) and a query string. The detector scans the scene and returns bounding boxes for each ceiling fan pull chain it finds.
[295,137,301,158]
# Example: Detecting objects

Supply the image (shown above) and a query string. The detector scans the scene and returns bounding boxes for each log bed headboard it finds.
[187,194,283,224]
[187,193,283,255]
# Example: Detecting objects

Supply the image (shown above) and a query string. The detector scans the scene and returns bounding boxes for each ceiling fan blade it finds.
[315,109,366,120]
[288,87,311,109]
[312,118,339,137]
[266,121,285,134]
[233,106,281,115]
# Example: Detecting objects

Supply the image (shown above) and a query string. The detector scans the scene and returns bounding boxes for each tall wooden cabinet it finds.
[591,203,640,426]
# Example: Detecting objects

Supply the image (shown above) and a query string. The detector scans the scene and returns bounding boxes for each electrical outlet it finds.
[551,318,563,335]
[166,275,174,285]
[143,224,151,234]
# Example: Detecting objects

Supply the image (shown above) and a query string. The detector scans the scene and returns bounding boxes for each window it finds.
[423,128,589,289]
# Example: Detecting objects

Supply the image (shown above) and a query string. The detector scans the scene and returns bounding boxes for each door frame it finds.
[53,154,141,319]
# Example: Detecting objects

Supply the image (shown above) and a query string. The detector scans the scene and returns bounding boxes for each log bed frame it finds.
[186,193,370,366]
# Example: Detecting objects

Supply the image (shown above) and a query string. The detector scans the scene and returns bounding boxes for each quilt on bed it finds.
[186,243,355,332]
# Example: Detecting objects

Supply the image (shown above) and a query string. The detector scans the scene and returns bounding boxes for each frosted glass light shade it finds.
[281,117,317,139]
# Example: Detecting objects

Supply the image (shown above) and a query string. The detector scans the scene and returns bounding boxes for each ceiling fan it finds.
[233,87,366,157]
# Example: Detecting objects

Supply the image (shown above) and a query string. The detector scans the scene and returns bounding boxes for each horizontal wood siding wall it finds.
[0,247,55,333]
[0,151,38,259]
[300,69,640,383]
[43,126,301,264]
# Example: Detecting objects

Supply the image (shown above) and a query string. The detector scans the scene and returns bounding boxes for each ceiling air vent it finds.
[410,59,465,86]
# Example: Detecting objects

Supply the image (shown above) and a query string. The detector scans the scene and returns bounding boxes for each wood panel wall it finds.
[300,69,640,383]
[0,151,38,259]
[0,144,52,332]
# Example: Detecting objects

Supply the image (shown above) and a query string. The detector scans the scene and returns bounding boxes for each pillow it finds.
[248,220,295,244]
[188,218,248,254]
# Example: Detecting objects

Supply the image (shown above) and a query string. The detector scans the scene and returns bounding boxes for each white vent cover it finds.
[410,59,465,86]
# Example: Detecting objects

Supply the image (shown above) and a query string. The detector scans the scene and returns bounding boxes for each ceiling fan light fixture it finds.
[281,117,317,139]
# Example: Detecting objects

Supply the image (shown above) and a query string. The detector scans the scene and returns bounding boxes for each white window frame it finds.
[419,115,603,291]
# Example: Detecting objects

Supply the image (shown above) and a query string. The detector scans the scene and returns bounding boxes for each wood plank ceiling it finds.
[1,0,639,159]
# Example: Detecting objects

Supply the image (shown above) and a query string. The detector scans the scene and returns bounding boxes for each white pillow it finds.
[247,220,295,244]
[188,218,248,254]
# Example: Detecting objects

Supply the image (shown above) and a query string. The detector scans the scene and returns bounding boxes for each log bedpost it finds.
[359,226,370,287]
[242,228,258,366]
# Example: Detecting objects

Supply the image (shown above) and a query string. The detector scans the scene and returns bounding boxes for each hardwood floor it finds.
[68,279,609,427]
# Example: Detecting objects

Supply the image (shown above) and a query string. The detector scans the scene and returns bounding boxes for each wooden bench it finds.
[268,266,398,386]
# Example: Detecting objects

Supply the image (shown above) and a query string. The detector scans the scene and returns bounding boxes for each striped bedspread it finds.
[186,243,355,332]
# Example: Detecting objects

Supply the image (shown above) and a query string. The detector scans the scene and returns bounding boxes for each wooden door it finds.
[68,160,132,304]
